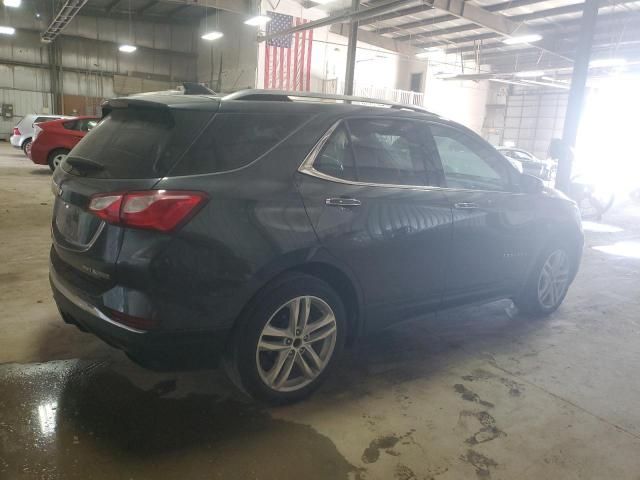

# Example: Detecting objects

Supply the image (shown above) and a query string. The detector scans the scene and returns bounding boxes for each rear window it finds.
[171,113,308,175]
[66,107,213,179]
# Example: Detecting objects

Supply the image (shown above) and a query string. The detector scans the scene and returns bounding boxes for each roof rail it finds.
[222,89,433,114]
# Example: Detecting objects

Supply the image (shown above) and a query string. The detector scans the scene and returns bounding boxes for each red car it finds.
[30,116,100,171]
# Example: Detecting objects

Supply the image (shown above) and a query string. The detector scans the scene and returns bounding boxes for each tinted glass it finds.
[66,107,213,179]
[173,113,307,175]
[431,124,511,191]
[314,125,356,181]
[63,121,78,131]
[346,118,432,186]
[34,116,53,124]
[78,119,98,132]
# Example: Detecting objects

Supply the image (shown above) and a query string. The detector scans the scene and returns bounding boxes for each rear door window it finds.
[66,107,213,179]
[314,125,357,181]
[172,113,308,175]
[345,118,439,186]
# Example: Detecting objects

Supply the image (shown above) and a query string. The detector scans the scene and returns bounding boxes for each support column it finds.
[344,0,359,96]
[555,0,600,193]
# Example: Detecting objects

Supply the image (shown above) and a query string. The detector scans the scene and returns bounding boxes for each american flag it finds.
[264,11,313,91]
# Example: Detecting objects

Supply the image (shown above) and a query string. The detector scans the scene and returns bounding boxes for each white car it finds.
[10,114,73,155]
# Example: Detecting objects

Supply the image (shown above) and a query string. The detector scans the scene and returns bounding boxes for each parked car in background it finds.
[50,90,584,404]
[29,116,99,171]
[496,146,555,182]
[10,114,73,156]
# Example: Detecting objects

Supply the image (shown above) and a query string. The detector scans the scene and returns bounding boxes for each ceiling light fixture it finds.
[244,15,271,26]
[515,70,545,78]
[589,58,627,68]
[0,26,16,35]
[202,31,223,40]
[3,0,21,7]
[119,44,137,53]
[310,0,336,4]
[503,33,542,45]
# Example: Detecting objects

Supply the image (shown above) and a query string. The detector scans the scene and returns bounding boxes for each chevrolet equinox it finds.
[50,90,584,403]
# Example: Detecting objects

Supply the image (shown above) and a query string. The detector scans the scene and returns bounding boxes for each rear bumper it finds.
[9,135,22,148]
[50,262,232,366]
[29,142,48,165]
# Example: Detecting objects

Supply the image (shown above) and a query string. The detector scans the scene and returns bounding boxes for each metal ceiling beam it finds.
[415,6,636,49]
[257,0,414,43]
[393,2,588,43]
[359,3,437,27]
[81,7,199,24]
[41,0,89,43]
[105,0,121,13]
[137,0,159,14]
[166,4,191,15]
[374,0,548,35]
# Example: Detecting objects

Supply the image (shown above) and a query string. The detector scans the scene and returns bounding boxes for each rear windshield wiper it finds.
[65,156,105,172]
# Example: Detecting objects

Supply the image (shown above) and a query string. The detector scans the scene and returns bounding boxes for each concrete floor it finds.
[1,141,640,480]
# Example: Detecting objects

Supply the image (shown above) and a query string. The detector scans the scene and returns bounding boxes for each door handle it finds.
[325,197,362,207]
[454,202,479,210]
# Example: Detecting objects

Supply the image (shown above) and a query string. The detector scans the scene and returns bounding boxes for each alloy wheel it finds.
[537,249,570,309]
[256,296,337,392]
[52,153,67,169]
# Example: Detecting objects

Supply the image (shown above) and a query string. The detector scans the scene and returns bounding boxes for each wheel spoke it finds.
[304,346,324,370]
[298,297,311,333]
[295,352,315,378]
[305,313,335,335]
[273,353,296,389]
[288,298,300,335]
[258,339,290,352]
[308,323,337,343]
[266,351,290,386]
[262,325,290,338]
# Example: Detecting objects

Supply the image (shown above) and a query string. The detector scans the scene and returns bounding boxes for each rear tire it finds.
[22,139,32,157]
[48,149,70,171]
[514,243,575,317]
[224,273,346,404]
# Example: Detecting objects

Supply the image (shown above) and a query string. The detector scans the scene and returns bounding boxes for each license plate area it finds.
[54,198,103,249]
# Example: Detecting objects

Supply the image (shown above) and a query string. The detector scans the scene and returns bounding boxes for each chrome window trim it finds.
[297,119,524,195]
[50,266,146,334]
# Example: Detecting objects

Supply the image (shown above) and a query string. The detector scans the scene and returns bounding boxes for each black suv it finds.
[50,90,583,403]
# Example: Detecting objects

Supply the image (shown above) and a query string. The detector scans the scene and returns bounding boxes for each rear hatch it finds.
[51,96,217,290]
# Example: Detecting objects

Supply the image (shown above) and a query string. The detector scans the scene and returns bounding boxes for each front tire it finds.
[225,273,346,404]
[48,149,70,171]
[515,244,574,317]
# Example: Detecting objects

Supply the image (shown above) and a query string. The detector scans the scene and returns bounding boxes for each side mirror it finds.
[520,173,544,194]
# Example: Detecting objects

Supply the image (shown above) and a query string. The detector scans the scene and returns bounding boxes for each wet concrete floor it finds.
[2,142,640,479]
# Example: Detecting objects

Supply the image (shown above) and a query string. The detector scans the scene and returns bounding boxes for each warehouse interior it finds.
[2,0,640,478]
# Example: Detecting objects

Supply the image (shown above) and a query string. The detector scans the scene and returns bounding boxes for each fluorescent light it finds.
[503,34,542,45]
[3,0,21,7]
[119,44,137,53]
[0,26,16,35]
[201,31,224,41]
[244,15,271,26]
[515,70,545,78]
[310,0,336,4]
[589,58,627,68]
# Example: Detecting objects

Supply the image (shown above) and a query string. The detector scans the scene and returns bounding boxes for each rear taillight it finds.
[12,127,20,136]
[88,190,207,232]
